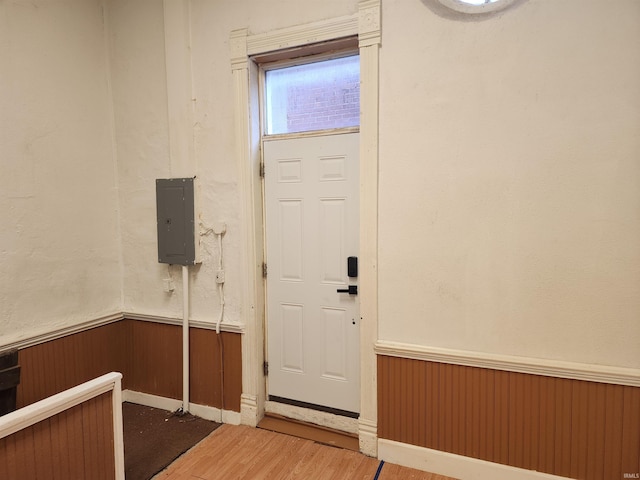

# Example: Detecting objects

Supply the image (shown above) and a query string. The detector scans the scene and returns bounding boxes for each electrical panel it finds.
[156,178,198,265]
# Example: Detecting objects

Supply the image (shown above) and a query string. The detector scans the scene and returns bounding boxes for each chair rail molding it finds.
[375,340,640,387]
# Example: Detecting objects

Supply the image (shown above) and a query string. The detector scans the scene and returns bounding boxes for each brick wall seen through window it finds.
[265,55,360,135]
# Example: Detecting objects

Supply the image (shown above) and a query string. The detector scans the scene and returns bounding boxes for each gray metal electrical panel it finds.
[156,178,196,265]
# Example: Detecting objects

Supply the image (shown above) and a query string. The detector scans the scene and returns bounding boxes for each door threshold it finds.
[268,395,359,418]
[265,399,359,437]
[258,413,359,451]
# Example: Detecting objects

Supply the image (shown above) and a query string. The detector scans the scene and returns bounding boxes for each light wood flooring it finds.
[154,424,456,480]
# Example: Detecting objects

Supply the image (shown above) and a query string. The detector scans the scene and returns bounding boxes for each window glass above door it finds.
[264,55,360,135]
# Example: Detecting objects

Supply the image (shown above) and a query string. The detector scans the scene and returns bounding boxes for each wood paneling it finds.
[378,355,640,480]
[220,332,242,412]
[0,392,115,480]
[189,329,242,412]
[125,321,182,400]
[16,320,243,412]
[17,322,128,407]
[189,328,218,407]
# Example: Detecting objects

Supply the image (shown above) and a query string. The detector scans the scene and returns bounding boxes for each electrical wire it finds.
[215,229,226,412]
[217,332,225,411]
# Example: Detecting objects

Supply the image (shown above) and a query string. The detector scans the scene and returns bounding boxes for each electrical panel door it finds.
[156,178,196,265]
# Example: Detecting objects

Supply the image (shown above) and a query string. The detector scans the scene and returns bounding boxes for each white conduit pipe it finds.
[216,232,224,334]
[182,265,189,413]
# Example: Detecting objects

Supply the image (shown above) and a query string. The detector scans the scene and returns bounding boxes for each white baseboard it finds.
[122,390,183,412]
[189,403,241,425]
[122,390,240,425]
[378,439,573,480]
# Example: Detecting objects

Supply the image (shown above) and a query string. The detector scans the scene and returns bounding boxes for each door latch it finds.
[348,256,358,278]
[337,285,358,295]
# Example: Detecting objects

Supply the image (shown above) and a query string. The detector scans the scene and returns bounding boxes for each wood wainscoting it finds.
[1,391,116,480]
[16,319,242,412]
[17,322,128,407]
[377,355,640,480]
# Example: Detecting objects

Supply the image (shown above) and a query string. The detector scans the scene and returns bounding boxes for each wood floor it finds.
[154,424,456,480]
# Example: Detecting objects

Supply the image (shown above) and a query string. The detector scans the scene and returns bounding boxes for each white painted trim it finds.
[240,393,260,427]
[0,371,123,437]
[378,438,572,480]
[125,312,245,333]
[111,377,126,480]
[122,390,183,413]
[0,312,124,350]
[0,372,124,480]
[358,0,382,47]
[221,409,242,426]
[122,390,241,425]
[0,312,245,353]
[375,340,640,387]
[190,403,242,426]
[230,1,382,444]
[230,27,266,430]
[187,402,221,422]
[358,418,378,457]
[246,14,358,56]
[191,318,245,333]
[357,0,381,458]
[265,401,358,435]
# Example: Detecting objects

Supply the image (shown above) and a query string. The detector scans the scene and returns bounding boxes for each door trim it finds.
[230,0,381,456]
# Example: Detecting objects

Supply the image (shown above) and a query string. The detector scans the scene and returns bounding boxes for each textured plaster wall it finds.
[3,0,637,372]
[0,0,122,346]
[110,0,357,325]
[378,0,640,369]
[107,0,174,319]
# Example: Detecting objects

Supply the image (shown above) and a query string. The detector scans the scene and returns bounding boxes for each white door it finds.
[264,132,359,414]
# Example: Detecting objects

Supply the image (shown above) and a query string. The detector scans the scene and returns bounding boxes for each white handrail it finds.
[0,371,125,480]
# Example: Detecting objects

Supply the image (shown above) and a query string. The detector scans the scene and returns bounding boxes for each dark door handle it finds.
[337,285,358,295]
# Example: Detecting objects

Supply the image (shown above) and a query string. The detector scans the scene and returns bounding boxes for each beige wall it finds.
[107,0,174,318]
[0,0,122,345]
[378,0,640,368]
[109,0,358,324]
[2,0,638,371]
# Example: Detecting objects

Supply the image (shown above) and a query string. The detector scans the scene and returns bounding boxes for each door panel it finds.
[264,133,359,414]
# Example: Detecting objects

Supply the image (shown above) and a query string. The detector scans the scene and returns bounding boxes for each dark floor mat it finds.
[123,402,221,480]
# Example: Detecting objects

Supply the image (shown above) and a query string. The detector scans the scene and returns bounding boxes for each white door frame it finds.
[230,0,381,456]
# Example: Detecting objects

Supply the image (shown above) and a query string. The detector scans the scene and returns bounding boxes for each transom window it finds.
[264,55,360,135]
